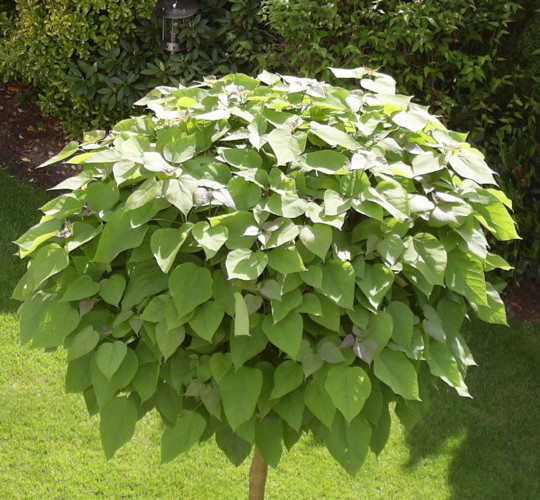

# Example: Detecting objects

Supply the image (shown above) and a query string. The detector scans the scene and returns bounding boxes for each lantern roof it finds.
[155,0,198,19]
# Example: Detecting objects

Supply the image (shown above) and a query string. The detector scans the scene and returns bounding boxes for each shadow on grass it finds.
[405,318,540,499]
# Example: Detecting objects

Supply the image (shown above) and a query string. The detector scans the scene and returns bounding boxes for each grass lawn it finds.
[1,170,539,499]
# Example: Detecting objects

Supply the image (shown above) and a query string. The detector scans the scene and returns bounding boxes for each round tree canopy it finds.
[14,68,518,475]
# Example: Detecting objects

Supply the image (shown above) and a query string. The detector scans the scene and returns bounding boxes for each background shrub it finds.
[0,0,271,132]
[0,0,16,41]
[263,0,520,114]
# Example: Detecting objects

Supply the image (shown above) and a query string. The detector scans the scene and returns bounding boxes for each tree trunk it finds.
[248,447,268,500]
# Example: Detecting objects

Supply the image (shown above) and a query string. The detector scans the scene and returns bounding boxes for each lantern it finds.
[155,0,199,54]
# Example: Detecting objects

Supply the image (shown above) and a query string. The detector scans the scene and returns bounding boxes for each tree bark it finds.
[248,447,268,500]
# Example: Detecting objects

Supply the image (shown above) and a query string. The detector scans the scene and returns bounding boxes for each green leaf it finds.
[259,279,281,301]
[300,265,323,289]
[310,294,341,332]
[39,141,78,167]
[304,150,350,174]
[15,218,62,257]
[61,275,99,302]
[209,353,233,382]
[370,403,391,456]
[374,349,419,400]
[271,288,303,323]
[270,361,304,399]
[318,341,346,363]
[93,208,148,263]
[474,201,519,241]
[125,178,162,211]
[192,222,228,259]
[215,428,251,466]
[163,134,197,163]
[189,302,225,341]
[361,186,408,220]
[267,128,304,165]
[169,263,213,318]
[264,193,308,218]
[423,305,446,342]
[40,193,82,218]
[142,152,173,173]
[376,235,405,267]
[310,122,361,150]
[227,177,262,211]
[161,410,206,463]
[163,177,198,216]
[234,292,250,336]
[469,282,507,325]
[67,326,99,361]
[262,312,303,358]
[361,73,396,93]
[99,274,126,307]
[222,148,262,169]
[357,263,394,309]
[209,211,257,250]
[363,311,394,359]
[379,173,412,202]
[100,397,137,459]
[392,110,428,132]
[402,233,447,286]
[122,261,168,310]
[262,220,301,249]
[412,152,445,176]
[113,159,139,185]
[323,190,351,216]
[325,366,371,423]
[156,325,185,360]
[297,293,323,317]
[455,218,489,259]
[132,362,160,402]
[427,342,470,397]
[86,181,120,213]
[395,399,422,431]
[66,222,102,252]
[305,377,336,428]
[299,224,332,260]
[150,225,191,273]
[445,250,487,306]
[65,356,91,394]
[91,350,139,408]
[230,325,268,369]
[141,295,168,323]
[226,249,268,280]
[323,413,372,476]
[96,341,128,380]
[255,417,283,467]
[267,245,306,274]
[273,387,305,431]
[220,367,263,431]
[321,260,355,309]
[20,294,79,348]
[31,243,69,289]
[449,150,496,185]
[386,301,414,349]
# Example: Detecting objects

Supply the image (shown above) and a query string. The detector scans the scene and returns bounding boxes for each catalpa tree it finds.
[13,68,518,498]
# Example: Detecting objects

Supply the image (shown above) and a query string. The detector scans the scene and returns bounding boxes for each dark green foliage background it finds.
[0,0,271,132]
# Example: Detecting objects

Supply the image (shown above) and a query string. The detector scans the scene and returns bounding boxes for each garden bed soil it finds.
[1,83,539,324]
[0,83,77,188]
